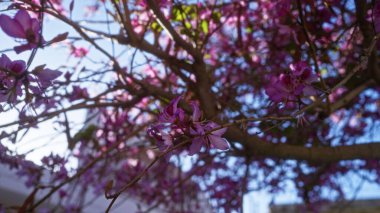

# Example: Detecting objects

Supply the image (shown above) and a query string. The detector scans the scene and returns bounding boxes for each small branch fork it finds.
[104,140,191,213]
[27,125,147,211]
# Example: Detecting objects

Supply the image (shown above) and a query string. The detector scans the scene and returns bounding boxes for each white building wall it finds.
[0,164,164,212]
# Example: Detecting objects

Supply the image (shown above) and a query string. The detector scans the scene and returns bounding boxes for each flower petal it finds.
[190,101,201,121]
[208,135,230,151]
[0,15,25,38]
[158,95,182,123]
[38,69,62,81]
[35,69,62,87]
[0,54,11,68]
[167,95,182,115]
[265,85,284,102]
[188,137,204,156]
[14,43,36,54]
[303,85,316,96]
[9,60,26,74]
[213,127,227,136]
[14,10,32,31]
[190,123,205,136]
[31,19,41,37]
[206,122,227,136]
[176,108,185,122]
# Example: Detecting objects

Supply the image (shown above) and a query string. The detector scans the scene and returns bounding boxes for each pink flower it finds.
[189,122,229,155]
[69,86,89,101]
[0,10,44,53]
[188,101,229,155]
[0,54,26,103]
[158,96,185,123]
[33,67,62,88]
[71,47,88,58]
[147,124,173,151]
[148,97,229,156]
[265,61,318,103]
[0,54,26,75]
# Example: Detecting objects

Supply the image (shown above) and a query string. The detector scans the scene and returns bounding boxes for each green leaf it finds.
[321,68,328,76]
[151,21,162,32]
[246,27,253,33]
[201,20,209,34]
[211,11,222,22]
[184,21,192,29]
[69,124,97,150]
[172,5,185,21]
[172,5,197,22]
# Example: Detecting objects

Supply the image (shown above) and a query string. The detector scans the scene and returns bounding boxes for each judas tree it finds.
[0,0,380,212]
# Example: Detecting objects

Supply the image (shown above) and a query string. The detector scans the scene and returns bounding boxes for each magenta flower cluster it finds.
[265,61,318,104]
[0,9,63,105]
[148,96,229,156]
[0,54,26,103]
[0,54,61,104]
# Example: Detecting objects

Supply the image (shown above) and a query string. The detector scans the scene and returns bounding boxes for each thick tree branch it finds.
[354,0,380,83]
[222,110,380,163]
[330,79,375,112]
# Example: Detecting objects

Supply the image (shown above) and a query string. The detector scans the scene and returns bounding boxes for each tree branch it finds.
[146,0,201,60]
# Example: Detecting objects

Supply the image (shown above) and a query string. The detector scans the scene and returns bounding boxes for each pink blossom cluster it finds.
[265,61,318,105]
[0,54,61,104]
[148,96,229,156]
